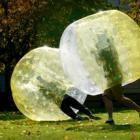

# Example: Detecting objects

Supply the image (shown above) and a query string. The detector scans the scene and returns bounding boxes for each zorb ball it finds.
[11,46,72,121]
[60,10,140,94]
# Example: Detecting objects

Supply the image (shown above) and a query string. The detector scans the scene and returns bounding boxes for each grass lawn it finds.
[0,110,140,140]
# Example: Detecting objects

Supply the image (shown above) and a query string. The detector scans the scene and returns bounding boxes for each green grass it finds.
[0,110,140,140]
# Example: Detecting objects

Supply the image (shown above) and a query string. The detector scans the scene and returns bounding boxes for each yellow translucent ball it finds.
[60,10,140,92]
[11,46,71,121]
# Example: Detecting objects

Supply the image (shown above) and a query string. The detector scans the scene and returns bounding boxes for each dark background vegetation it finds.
[0,0,140,111]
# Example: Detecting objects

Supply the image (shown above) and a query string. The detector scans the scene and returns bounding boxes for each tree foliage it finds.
[0,0,48,109]
[0,0,48,68]
[127,0,140,25]
[34,0,112,48]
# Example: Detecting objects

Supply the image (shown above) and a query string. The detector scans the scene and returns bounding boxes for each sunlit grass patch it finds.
[0,110,140,140]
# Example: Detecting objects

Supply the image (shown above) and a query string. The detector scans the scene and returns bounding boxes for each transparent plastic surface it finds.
[60,10,140,93]
[11,46,87,121]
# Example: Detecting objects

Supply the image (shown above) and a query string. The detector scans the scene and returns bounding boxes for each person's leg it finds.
[102,88,114,124]
[66,96,94,118]
[112,85,140,114]
[102,94,113,120]
[60,96,78,119]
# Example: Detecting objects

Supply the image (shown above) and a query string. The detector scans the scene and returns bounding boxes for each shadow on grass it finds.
[38,116,101,125]
[65,123,140,132]
[34,118,93,127]
[0,111,25,121]
[37,118,84,125]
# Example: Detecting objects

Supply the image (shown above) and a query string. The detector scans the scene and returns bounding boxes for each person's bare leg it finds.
[112,85,140,115]
[115,95,140,113]
[102,94,113,121]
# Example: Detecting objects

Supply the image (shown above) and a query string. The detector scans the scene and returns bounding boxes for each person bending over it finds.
[61,87,98,121]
